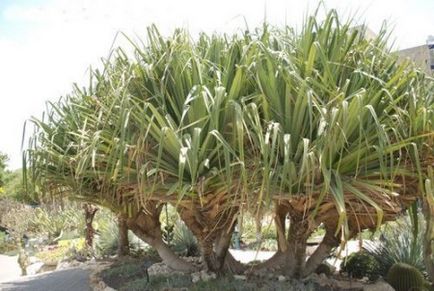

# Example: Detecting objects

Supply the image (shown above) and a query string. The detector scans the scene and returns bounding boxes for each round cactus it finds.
[386,263,424,291]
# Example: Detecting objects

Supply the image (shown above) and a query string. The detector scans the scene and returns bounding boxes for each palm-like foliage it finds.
[25,9,433,276]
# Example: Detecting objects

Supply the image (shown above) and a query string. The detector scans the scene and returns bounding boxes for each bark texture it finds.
[83,203,98,248]
[177,196,239,274]
[127,202,196,272]
[117,214,130,257]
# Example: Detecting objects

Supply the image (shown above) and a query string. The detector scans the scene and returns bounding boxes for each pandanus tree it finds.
[241,13,433,277]
[25,9,433,277]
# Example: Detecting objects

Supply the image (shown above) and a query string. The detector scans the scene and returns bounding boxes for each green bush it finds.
[31,205,85,242]
[364,215,425,276]
[172,221,199,257]
[0,231,16,254]
[340,251,381,281]
[387,263,425,291]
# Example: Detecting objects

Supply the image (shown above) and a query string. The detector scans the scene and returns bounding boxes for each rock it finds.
[234,275,247,280]
[278,275,286,282]
[191,272,201,283]
[148,262,173,276]
[28,256,42,264]
[200,271,216,282]
[27,262,44,275]
[95,281,107,291]
[56,261,72,271]
[363,279,395,291]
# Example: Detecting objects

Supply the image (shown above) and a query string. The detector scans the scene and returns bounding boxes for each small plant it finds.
[31,205,85,242]
[340,251,381,281]
[364,214,425,276]
[95,215,120,257]
[172,221,199,257]
[386,262,425,291]
[17,248,29,275]
[0,231,16,253]
[162,224,174,246]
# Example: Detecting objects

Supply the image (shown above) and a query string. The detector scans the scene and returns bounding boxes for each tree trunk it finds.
[251,204,313,278]
[83,203,98,248]
[127,203,196,272]
[177,200,239,274]
[286,216,311,278]
[117,214,130,257]
[224,251,247,274]
[303,227,340,276]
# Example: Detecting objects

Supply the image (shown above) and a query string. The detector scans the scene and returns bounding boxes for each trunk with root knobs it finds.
[127,202,196,272]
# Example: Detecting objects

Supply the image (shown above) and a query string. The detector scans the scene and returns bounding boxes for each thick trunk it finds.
[303,228,339,276]
[252,205,312,277]
[198,228,233,273]
[131,226,196,272]
[83,203,98,248]
[178,201,239,274]
[127,203,196,272]
[252,250,288,272]
[117,215,130,257]
[199,238,217,271]
[224,251,247,274]
[286,217,310,278]
[274,202,289,252]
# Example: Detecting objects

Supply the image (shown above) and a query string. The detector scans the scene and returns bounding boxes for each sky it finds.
[0,0,433,170]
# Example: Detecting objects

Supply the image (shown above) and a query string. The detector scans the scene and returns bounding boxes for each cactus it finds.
[386,263,425,291]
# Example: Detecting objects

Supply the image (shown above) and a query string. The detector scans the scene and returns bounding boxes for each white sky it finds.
[0,0,433,169]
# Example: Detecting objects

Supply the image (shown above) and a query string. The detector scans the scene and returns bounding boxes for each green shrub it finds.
[95,213,119,257]
[340,251,381,281]
[365,215,425,276]
[31,205,85,242]
[172,221,199,257]
[0,231,16,254]
[36,238,86,264]
[387,263,425,291]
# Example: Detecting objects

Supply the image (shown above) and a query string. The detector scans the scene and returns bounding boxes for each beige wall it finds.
[397,45,432,74]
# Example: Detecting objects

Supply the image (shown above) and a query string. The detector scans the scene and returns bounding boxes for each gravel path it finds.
[0,268,90,291]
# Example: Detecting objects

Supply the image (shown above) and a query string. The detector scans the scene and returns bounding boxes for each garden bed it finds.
[98,257,393,291]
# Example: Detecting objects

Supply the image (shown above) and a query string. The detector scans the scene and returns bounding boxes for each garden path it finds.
[0,266,90,291]
[0,255,20,284]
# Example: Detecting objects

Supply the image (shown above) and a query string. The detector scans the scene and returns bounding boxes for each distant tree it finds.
[0,152,9,189]
[1,169,37,204]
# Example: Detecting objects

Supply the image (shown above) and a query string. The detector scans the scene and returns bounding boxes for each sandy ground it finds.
[0,255,21,284]
[229,239,366,271]
[0,255,90,291]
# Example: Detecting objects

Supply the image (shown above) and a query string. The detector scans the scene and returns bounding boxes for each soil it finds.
[100,256,161,290]
[99,257,374,291]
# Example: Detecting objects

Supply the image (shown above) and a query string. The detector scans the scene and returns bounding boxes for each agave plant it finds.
[364,214,426,276]
[25,8,433,277]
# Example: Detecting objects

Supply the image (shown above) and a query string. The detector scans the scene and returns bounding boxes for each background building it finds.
[397,37,434,75]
